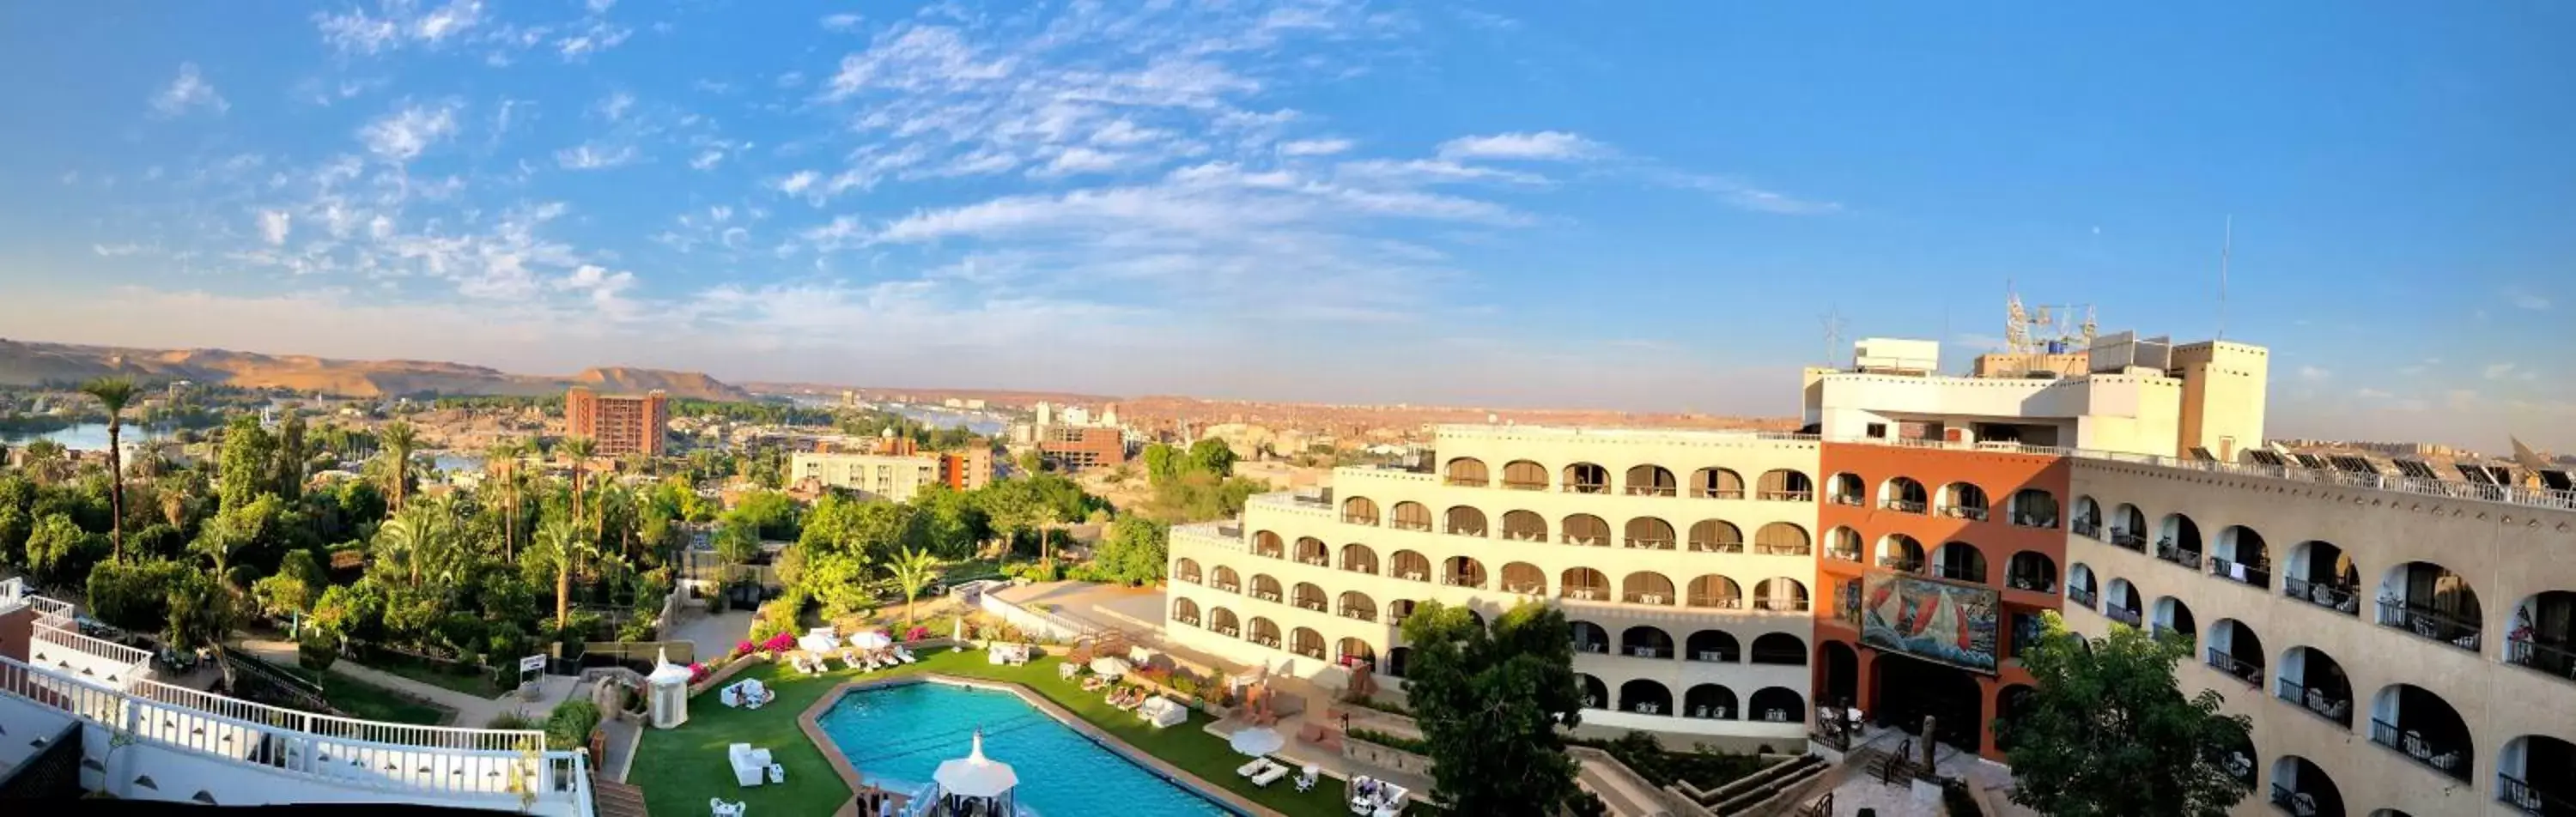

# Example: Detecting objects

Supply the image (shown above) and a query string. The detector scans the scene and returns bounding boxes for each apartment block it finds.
[565,386,670,457]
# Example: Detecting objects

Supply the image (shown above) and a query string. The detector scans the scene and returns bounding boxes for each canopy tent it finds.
[644,647,692,729]
[933,730,1021,814]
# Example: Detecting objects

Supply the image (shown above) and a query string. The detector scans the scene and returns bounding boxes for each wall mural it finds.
[1861,572,2002,674]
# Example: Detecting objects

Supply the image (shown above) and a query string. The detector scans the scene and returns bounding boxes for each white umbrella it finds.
[848,631,893,651]
[1089,657,1133,678]
[933,731,1020,799]
[797,633,839,654]
[1228,727,1285,757]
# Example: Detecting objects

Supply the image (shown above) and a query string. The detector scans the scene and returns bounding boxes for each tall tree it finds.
[538,517,592,631]
[273,411,307,502]
[20,439,69,485]
[1400,600,1586,814]
[2002,612,2255,817]
[561,435,597,538]
[488,439,525,560]
[884,546,941,625]
[78,377,137,560]
[380,421,418,511]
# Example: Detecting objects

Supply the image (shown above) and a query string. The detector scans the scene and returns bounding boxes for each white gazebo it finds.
[932,730,1019,815]
[645,648,694,729]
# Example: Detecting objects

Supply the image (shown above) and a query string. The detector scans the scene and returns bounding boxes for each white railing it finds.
[131,678,541,753]
[33,626,155,671]
[1828,435,2576,512]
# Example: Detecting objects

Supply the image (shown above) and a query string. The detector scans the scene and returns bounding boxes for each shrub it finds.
[688,663,711,683]
[485,711,539,730]
[1349,729,1431,754]
[297,634,339,671]
[543,699,603,751]
[731,640,755,660]
[903,625,931,642]
[760,632,795,654]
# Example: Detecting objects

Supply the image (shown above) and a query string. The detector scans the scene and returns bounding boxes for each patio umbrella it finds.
[1089,657,1133,678]
[797,633,839,654]
[933,731,1020,799]
[848,631,894,651]
[1229,726,1285,757]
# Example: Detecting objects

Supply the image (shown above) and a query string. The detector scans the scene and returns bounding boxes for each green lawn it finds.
[362,652,509,699]
[635,649,1354,817]
[317,673,453,726]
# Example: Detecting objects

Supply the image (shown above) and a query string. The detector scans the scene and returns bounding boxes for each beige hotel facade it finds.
[1163,333,2576,817]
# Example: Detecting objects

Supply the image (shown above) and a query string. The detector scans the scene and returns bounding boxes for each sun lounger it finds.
[1237,759,1268,778]
[727,744,772,788]
[894,646,919,663]
[840,651,866,671]
[1250,760,1291,787]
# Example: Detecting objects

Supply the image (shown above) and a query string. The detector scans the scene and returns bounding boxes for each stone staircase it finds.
[592,778,650,817]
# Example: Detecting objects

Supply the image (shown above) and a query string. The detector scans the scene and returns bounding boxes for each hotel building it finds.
[1164,333,2576,817]
[565,386,671,457]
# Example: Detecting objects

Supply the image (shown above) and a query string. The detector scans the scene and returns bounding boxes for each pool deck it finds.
[797,674,1288,817]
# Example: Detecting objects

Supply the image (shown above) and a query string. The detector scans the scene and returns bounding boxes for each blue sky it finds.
[3,2,2572,449]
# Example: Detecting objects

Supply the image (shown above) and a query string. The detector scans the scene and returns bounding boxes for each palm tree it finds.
[538,517,592,631]
[78,378,137,561]
[20,439,68,484]
[562,436,597,537]
[486,439,525,560]
[373,504,447,588]
[380,421,418,511]
[885,547,942,626]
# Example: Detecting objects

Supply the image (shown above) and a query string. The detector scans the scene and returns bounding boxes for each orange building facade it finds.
[565,386,671,457]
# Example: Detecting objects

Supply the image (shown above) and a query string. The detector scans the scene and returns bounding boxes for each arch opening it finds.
[2377,561,2483,651]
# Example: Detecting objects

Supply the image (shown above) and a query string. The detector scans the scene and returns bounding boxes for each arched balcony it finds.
[1622,626,1675,660]
[1444,457,1489,487]
[1754,578,1809,613]
[1625,517,1677,550]
[1877,534,1925,573]
[1340,543,1378,575]
[1249,616,1281,648]
[2104,578,2143,626]
[1291,582,1327,613]
[1685,684,1738,720]
[2204,619,2264,687]
[1753,522,1810,556]
[1386,646,1411,679]
[1500,510,1546,542]
[1826,473,1865,506]
[1254,530,1285,559]
[1564,463,1609,494]
[2109,503,2148,551]
[1561,513,1610,547]
[1560,568,1610,602]
[1387,599,1419,626]
[2156,513,2203,569]
[1212,566,1242,594]
[1932,541,1988,584]
[2207,728,2257,791]
[1443,556,1487,589]
[2277,645,2354,728]
[1686,631,1741,663]
[1758,469,1814,501]
[1290,626,1326,660]
[1444,505,1487,537]
[1688,575,1743,609]
[1337,590,1377,622]
[1747,687,1805,723]
[1502,459,1548,491]
[2377,560,2484,651]
[2269,755,2345,817]
[1824,526,1862,562]
[1577,674,1608,710]
[1938,481,1990,521]
[1171,596,1202,626]
[1389,501,1432,532]
[2151,596,2196,649]
[1688,519,1744,554]
[2286,540,2361,615]
[2498,735,2575,814]
[2006,551,2057,593]
[1692,467,1745,499]
[2370,683,2474,781]
[1881,477,1928,513]
[1570,621,1610,655]
[2066,563,2098,608]
[1500,562,1546,596]
[2070,495,2102,539]
[1342,496,1381,526]
[1250,574,1283,602]
[2208,525,2269,589]
[1210,606,1241,638]
[1619,679,1673,716]
[1294,536,1328,566]
[1175,558,1202,584]
[2506,590,2576,681]
[1625,464,1678,497]
[1622,572,1676,606]
[1389,550,1431,583]
[1750,632,1807,665]
[1337,637,1376,671]
[2009,488,2059,529]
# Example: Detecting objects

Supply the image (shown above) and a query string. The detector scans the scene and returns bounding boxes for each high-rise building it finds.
[940,447,993,491]
[564,386,669,457]
[1038,426,1126,471]
[1165,332,2576,815]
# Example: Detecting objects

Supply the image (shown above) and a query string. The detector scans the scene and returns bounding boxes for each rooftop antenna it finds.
[2218,215,2233,341]
[1819,308,1848,367]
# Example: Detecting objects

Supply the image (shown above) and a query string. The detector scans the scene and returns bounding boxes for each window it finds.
[1866,422,1887,439]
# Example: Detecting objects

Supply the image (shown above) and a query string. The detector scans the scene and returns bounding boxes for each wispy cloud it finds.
[820,13,864,32]
[1279,138,1353,156]
[2297,365,2330,383]
[358,100,462,162]
[1437,131,1606,161]
[257,210,292,245]
[1652,171,1842,215]
[2506,287,2552,311]
[2485,362,2537,381]
[149,63,228,118]
[556,142,640,170]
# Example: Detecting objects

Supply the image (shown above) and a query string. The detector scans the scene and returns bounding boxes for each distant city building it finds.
[1038,426,1126,471]
[941,446,993,491]
[1061,405,1092,427]
[565,386,670,457]
[790,451,940,502]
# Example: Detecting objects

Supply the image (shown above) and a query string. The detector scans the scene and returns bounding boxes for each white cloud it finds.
[820,13,864,32]
[358,100,462,162]
[316,0,487,55]
[1655,171,1842,215]
[1279,138,1352,156]
[1437,130,1605,161]
[257,210,293,245]
[2485,362,2524,380]
[553,263,640,315]
[1035,147,1130,177]
[690,150,726,171]
[2506,287,2551,311]
[556,142,640,170]
[556,21,633,60]
[2296,365,2330,383]
[2356,388,2394,399]
[592,91,636,122]
[774,171,820,196]
[149,63,228,118]
[413,0,484,43]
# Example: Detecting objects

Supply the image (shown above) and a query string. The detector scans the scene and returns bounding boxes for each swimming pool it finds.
[816,681,1236,817]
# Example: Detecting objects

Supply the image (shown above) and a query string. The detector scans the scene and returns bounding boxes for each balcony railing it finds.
[1502,582,1545,596]
[1574,640,1609,655]
[1253,590,1282,602]
[1444,476,1486,487]
[2274,677,2353,728]
[1626,486,1678,498]
[2005,573,2056,593]
[1623,537,1676,551]
[2283,576,2361,615]
[2500,773,2573,815]
[2370,718,2470,781]
[1298,556,1329,566]
[1623,645,1674,660]
[1561,535,1609,548]
[1687,595,1743,609]
[1212,582,1241,593]
[1391,521,1431,532]
[1295,598,1327,612]
[2071,519,2102,540]
[2009,512,2058,530]
[2068,586,2098,608]
[2109,530,2147,552]
[2208,556,2269,588]
[2204,647,2263,687]
[1754,542,1812,556]
[1564,482,1609,495]
[1503,479,1547,491]
[1829,493,1864,506]
[1933,565,1987,584]
[1754,597,1811,613]
[1443,526,1485,537]
[1337,606,1376,622]
[2507,638,2576,682]
[1175,572,1200,584]
[1878,556,1923,573]
[1689,540,1745,554]
[2376,600,2482,651]
[1690,650,1738,663]
[2154,542,2203,570]
[1341,561,1376,574]
[1692,487,1746,499]
[1883,499,1927,513]
[1253,548,1284,560]
[1759,490,1814,502]
[2269,783,2310,816]
[1560,587,1607,602]
[1294,645,1325,660]
[2106,607,2142,626]
[1173,615,1200,626]
[1939,505,1989,522]
[1622,592,1672,606]
[1343,515,1379,526]
[1442,575,1484,589]
[1825,548,1862,563]
[2151,625,2194,646]
[1214,626,1240,638]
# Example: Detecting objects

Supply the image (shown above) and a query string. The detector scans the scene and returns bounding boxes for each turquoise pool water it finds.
[817,682,1235,817]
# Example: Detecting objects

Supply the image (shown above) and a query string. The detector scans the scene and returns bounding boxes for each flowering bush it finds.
[732,640,755,659]
[688,663,710,683]
[761,632,796,654]
[903,626,931,643]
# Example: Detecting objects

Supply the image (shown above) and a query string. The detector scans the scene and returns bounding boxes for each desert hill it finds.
[0,339,750,401]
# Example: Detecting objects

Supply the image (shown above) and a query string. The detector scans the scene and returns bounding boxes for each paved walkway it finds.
[235,638,582,728]
[665,607,753,661]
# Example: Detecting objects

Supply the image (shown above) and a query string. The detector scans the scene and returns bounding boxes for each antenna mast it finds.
[1819,308,1848,368]
[2218,215,2233,340]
